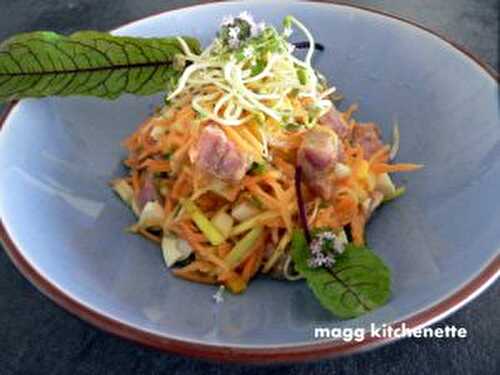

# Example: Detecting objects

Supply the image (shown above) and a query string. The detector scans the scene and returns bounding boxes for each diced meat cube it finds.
[319,107,352,140]
[352,122,384,159]
[196,125,248,182]
[297,127,339,200]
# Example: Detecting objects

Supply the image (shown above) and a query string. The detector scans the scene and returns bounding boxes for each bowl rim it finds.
[0,0,499,364]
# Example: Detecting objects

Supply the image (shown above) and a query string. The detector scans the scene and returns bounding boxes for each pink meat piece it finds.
[137,173,159,210]
[297,127,339,200]
[319,107,352,140]
[196,125,248,182]
[352,122,384,159]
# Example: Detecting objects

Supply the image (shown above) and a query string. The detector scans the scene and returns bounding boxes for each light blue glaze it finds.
[0,1,498,348]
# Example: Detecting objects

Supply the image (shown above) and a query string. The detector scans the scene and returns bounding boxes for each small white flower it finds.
[228,26,241,40]
[251,21,267,37]
[308,252,335,268]
[243,46,254,59]
[221,15,234,27]
[310,239,322,255]
[308,230,345,269]
[283,27,293,38]
[227,26,241,49]
[238,11,255,25]
[318,231,335,241]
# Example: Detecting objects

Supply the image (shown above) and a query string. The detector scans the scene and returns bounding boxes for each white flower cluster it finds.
[308,231,346,269]
[220,11,266,49]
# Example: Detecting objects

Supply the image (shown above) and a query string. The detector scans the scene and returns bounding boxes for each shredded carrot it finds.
[217,242,232,258]
[371,163,423,174]
[170,137,193,173]
[179,222,230,273]
[122,118,153,149]
[173,270,217,284]
[171,169,192,200]
[138,159,170,172]
[196,192,227,212]
[137,144,162,161]
[369,145,390,165]
[350,210,366,246]
[175,106,195,128]
[163,131,188,150]
[224,274,247,293]
[244,181,281,210]
[272,157,295,179]
[224,126,263,162]
[163,196,174,216]
[334,192,359,226]
[241,253,257,282]
[116,87,422,292]
[264,217,287,228]
[173,260,213,275]
[315,206,340,229]
[271,228,279,244]
[131,169,141,196]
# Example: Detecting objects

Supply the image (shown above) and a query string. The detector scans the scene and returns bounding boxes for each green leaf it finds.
[0,31,200,101]
[291,231,391,319]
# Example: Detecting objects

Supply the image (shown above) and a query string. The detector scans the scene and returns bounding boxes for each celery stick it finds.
[183,200,225,246]
[225,226,263,269]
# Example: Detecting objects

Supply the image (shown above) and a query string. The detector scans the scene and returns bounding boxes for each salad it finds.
[0,10,422,319]
[110,13,422,318]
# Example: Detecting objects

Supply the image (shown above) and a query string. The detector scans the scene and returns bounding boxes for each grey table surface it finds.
[0,0,498,374]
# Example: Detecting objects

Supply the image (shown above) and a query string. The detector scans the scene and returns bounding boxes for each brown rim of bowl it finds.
[0,0,499,364]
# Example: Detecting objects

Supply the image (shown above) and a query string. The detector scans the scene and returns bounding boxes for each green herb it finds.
[289,88,299,98]
[249,162,267,175]
[250,58,266,76]
[0,31,200,101]
[253,112,266,125]
[283,16,293,31]
[285,123,302,132]
[297,68,308,85]
[291,231,391,319]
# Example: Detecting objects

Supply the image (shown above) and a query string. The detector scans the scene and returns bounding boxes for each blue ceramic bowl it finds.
[0,0,498,363]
